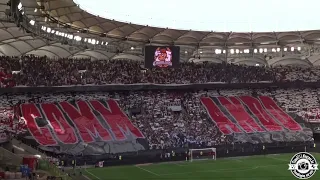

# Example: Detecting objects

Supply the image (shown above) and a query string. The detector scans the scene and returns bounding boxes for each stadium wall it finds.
[0,81,319,94]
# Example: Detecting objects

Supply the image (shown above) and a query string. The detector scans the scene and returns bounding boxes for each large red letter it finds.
[60,101,112,143]
[21,104,57,146]
[89,99,144,140]
[218,97,265,133]
[200,97,242,135]
[239,96,283,132]
[259,96,302,131]
[40,103,78,144]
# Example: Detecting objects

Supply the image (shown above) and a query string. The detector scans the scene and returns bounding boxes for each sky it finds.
[74,0,320,32]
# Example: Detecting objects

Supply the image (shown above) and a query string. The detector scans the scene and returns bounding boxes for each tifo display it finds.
[0,90,315,156]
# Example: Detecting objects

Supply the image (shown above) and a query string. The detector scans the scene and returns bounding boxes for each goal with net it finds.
[189,148,216,162]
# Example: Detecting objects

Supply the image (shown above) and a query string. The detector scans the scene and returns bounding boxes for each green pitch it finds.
[83,153,320,180]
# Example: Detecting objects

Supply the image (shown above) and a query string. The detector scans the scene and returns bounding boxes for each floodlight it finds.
[17,2,22,10]
[29,20,35,26]
[74,36,81,41]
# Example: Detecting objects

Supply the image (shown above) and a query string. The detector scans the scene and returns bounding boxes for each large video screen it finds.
[144,46,180,68]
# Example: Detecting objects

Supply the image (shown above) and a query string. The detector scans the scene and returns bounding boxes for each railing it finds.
[38,160,72,180]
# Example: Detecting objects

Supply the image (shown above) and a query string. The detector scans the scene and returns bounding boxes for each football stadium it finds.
[1,0,320,180]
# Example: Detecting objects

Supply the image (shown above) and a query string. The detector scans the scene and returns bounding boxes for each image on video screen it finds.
[144,46,180,68]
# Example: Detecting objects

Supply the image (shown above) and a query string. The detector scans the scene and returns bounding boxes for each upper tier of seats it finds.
[0,55,320,87]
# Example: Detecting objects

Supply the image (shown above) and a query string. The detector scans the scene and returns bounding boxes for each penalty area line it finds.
[160,163,283,176]
[135,165,161,176]
[84,169,101,180]
[266,155,288,162]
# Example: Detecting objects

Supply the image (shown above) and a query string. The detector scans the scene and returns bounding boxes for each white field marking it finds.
[170,161,216,167]
[266,155,288,162]
[135,165,161,176]
[172,158,245,167]
[160,163,283,176]
[223,157,244,162]
[83,175,92,180]
[84,169,101,180]
[155,161,187,166]
[172,162,186,167]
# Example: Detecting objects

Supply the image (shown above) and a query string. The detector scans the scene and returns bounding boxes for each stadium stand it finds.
[0,89,315,154]
[2,56,320,86]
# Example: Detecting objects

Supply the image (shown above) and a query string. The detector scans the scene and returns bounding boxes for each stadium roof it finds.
[74,0,320,32]
[0,0,320,66]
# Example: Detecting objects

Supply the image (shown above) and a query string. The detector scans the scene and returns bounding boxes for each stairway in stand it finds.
[0,147,23,167]
[11,138,47,158]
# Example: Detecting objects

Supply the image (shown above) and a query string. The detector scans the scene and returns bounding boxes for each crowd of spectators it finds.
[0,54,318,153]
[0,55,320,87]
[0,91,229,149]
[0,88,318,150]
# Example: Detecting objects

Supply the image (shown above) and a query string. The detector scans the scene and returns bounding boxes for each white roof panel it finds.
[0,0,311,66]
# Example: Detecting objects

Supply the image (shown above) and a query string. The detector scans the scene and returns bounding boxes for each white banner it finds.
[168,106,182,112]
